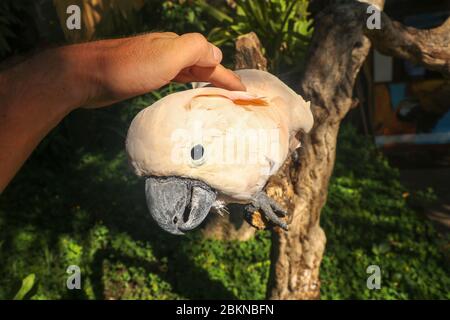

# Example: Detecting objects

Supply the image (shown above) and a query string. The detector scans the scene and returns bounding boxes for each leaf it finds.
[13,274,36,300]
[197,1,233,23]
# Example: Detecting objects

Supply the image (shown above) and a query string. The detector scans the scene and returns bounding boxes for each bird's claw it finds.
[246,192,288,230]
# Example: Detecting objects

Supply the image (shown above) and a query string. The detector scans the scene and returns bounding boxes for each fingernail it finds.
[233,72,246,91]
[212,46,222,62]
[229,70,243,83]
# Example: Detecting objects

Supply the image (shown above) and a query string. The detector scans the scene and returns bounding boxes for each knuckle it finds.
[164,31,179,37]
[181,32,208,46]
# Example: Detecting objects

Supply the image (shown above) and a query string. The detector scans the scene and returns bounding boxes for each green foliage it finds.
[87,1,208,39]
[13,274,36,300]
[81,0,312,72]
[157,0,210,34]
[320,126,449,299]
[0,1,36,60]
[0,1,208,62]
[200,0,313,72]
[0,1,18,58]
[0,0,311,72]
[1,100,448,300]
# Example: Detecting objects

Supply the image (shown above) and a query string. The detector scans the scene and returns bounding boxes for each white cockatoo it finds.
[126,69,313,235]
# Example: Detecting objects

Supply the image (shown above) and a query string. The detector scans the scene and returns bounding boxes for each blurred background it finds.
[0,0,448,299]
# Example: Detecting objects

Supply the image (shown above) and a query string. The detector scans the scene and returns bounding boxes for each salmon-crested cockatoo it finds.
[126,69,313,235]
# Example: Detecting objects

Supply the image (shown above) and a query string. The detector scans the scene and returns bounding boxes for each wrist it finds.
[55,43,103,111]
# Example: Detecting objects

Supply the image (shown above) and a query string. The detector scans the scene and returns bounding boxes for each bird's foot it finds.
[245,192,288,231]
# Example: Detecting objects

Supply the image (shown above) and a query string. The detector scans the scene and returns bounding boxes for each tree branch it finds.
[364,8,450,76]
[234,32,268,71]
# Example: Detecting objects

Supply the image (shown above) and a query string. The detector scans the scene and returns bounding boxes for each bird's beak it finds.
[145,176,216,235]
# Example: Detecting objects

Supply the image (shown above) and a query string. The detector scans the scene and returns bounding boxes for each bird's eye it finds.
[190,144,205,161]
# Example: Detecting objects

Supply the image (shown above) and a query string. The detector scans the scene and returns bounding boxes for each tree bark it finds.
[364,12,450,76]
[266,0,386,300]
[234,32,268,71]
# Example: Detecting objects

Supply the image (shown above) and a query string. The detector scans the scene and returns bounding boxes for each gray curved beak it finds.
[145,176,216,235]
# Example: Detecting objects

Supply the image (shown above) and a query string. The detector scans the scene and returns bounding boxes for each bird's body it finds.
[126,69,313,234]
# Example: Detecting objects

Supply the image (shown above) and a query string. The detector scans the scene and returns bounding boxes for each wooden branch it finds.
[364,7,450,76]
[365,14,450,75]
[310,2,450,78]
[234,32,268,71]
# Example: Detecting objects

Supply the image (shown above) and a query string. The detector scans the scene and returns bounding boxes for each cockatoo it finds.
[126,69,313,235]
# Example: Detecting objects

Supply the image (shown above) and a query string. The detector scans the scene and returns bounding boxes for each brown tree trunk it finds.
[266,0,385,299]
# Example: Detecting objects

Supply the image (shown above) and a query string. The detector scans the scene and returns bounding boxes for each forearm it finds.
[0,45,97,192]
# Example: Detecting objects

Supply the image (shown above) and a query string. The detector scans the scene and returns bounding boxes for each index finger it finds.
[207,65,246,91]
[177,64,246,91]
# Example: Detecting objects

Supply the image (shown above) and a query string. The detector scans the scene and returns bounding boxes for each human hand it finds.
[0,32,245,191]
[78,32,246,108]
